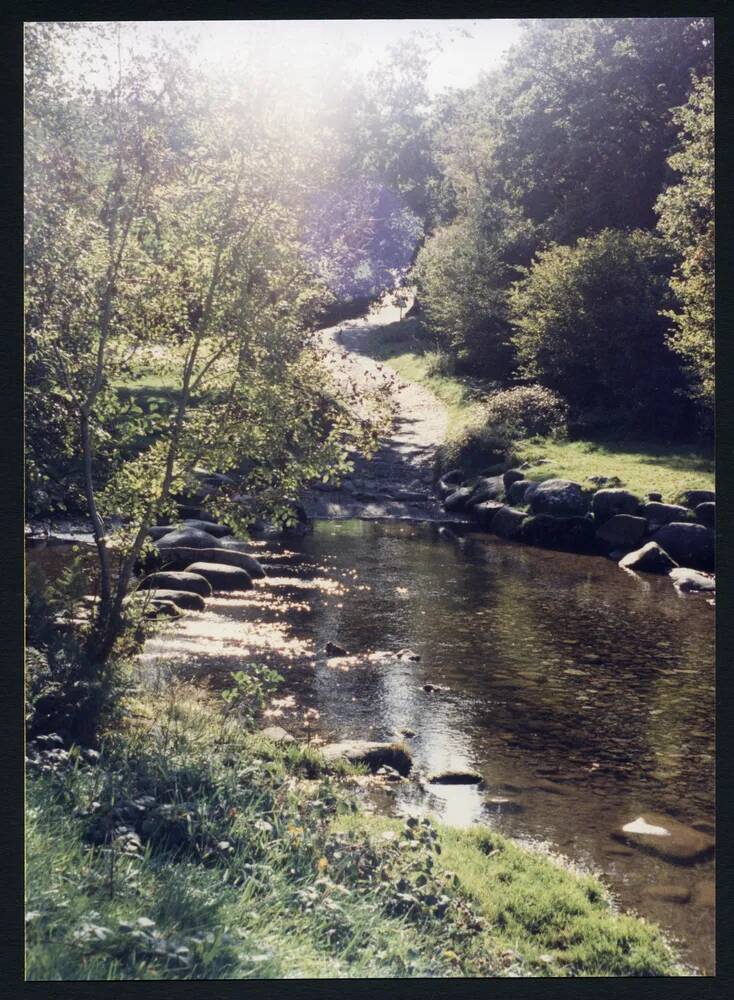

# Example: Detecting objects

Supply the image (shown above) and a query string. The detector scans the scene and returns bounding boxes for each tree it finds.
[509,229,687,426]
[656,75,714,418]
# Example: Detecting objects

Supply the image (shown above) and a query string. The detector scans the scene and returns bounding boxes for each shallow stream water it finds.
[28,519,716,973]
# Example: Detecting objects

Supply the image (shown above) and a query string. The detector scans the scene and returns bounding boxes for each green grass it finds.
[26,678,681,980]
[360,318,714,501]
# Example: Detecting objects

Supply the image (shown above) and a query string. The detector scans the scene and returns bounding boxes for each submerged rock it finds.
[643,883,692,904]
[320,740,412,776]
[427,769,483,785]
[611,812,715,864]
[184,562,253,591]
[471,500,504,530]
[619,542,678,574]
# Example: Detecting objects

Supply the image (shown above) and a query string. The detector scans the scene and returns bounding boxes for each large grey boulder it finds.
[677,489,715,509]
[695,502,716,529]
[444,486,474,512]
[596,515,647,549]
[640,502,690,531]
[619,542,678,574]
[467,475,504,506]
[139,571,212,597]
[184,562,253,591]
[518,514,596,552]
[669,568,716,593]
[507,479,534,505]
[527,479,589,517]
[155,547,266,578]
[437,470,464,500]
[156,527,223,550]
[652,522,714,571]
[591,488,640,525]
[181,519,231,537]
[490,506,526,540]
[471,500,504,530]
[320,740,412,776]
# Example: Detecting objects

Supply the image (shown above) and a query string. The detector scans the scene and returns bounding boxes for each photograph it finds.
[24,16,716,979]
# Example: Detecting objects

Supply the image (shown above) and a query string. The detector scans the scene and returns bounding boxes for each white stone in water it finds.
[622,817,671,837]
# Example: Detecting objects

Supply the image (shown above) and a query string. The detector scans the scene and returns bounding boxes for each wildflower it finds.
[317,856,329,873]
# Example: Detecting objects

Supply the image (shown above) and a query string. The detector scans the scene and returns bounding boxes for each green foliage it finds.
[656,75,714,418]
[484,385,569,439]
[220,667,283,728]
[435,417,517,479]
[510,229,686,424]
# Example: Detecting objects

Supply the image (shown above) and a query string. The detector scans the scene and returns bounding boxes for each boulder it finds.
[669,568,715,593]
[325,641,348,657]
[467,475,504,506]
[518,514,596,552]
[590,488,640,525]
[595,514,647,549]
[184,562,253,591]
[695,502,715,528]
[647,492,663,501]
[320,740,412,776]
[437,470,464,500]
[528,479,589,517]
[139,571,212,597]
[146,599,181,619]
[141,588,206,611]
[181,519,231,537]
[259,726,294,744]
[471,500,504,530]
[444,486,474,512]
[640,502,691,530]
[611,812,715,864]
[148,525,176,541]
[619,542,678,574]
[156,527,223,550]
[677,489,715,509]
[154,547,266,578]
[652,523,715,571]
[502,469,526,491]
[490,506,526,540]
[427,769,483,785]
[507,479,533,506]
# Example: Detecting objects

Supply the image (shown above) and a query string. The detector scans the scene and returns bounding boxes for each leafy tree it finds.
[509,229,687,426]
[656,75,714,417]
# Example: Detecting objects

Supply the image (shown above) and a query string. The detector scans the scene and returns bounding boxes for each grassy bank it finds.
[26,674,682,979]
[361,319,714,500]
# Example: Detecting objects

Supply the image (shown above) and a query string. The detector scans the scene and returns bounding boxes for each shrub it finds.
[436,416,517,478]
[509,229,690,427]
[483,385,568,439]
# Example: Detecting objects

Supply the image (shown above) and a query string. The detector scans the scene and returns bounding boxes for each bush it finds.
[509,229,690,427]
[436,416,517,478]
[483,385,568,439]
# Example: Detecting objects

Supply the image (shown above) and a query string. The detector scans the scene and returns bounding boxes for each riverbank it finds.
[26,672,683,979]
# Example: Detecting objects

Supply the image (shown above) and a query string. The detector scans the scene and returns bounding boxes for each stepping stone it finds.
[611,812,715,864]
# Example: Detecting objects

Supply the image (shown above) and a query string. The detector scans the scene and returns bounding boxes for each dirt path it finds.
[301,298,453,522]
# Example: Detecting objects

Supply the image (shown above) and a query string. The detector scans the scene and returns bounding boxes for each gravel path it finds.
[301,299,456,522]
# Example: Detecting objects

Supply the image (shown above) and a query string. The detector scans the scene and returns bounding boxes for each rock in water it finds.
[518,514,596,552]
[320,740,412,776]
[490,506,526,540]
[471,501,504,530]
[325,641,348,657]
[591,488,640,525]
[181,519,232,537]
[595,514,647,549]
[528,479,589,517]
[619,542,678,574]
[643,884,692,904]
[652,522,714,571]
[156,527,223,550]
[140,589,206,611]
[154,547,266,578]
[669,568,715,593]
[184,562,253,591]
[611,812,714,864]
[427,769,483,785]
[139,571,212,597]
[444,486,474,512]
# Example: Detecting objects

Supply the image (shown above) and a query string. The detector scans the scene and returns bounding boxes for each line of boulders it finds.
[438,468,715,590]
